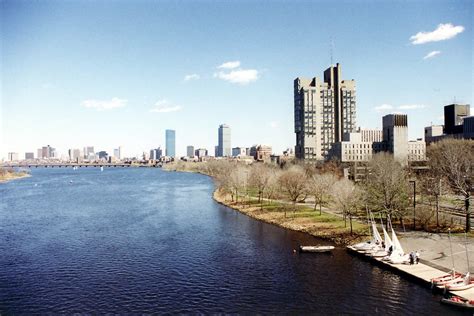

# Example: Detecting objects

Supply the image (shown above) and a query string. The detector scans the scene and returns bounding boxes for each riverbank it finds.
[213,189,367,245]
[0,171,30,183]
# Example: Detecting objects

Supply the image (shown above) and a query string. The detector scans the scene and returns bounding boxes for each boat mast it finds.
[448,229,456,275]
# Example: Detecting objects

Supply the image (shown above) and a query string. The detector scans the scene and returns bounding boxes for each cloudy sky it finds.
[1,0,472,159]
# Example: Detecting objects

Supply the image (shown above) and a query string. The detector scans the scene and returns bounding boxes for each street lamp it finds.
[409,180,416,230]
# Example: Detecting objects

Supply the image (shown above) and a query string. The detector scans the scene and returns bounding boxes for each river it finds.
[0,168,463,314]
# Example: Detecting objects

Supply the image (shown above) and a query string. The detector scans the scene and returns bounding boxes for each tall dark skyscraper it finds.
[294,63,356,160]
[217,124,231,157]
[165,129,176,157]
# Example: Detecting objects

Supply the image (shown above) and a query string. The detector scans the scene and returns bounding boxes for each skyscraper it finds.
[294,63,356,160]
[217,124,231,157]
[166,129,176,157]
[382,114,408,164]
[187,146,195,158]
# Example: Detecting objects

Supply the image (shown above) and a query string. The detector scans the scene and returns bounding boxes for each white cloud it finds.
[184,74,200,81]
[410,23,464,45]
[150,99,182,113]
[398,104,426,110]
[374,104,393,112]
[217,61,240,69]
[423,51,441,60]
[215,69,259,85]
[81,97,127,111]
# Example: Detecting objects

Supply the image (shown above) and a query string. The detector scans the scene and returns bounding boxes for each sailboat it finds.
[446,233,474,291]
[384,224,409,264]
[100,166,104,172]
[432,229,464,286]
[369,218,393,258]
[354,213,382,252]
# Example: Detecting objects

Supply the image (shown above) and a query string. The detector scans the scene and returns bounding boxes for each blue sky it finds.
[1,0,472,159]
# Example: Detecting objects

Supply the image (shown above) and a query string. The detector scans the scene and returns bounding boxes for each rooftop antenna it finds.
[330,37,334,66]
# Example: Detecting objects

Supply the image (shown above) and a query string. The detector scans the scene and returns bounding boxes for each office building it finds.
[98,151,108,160]
[8,152,19,161]
[382,114,408,164]
[113,146,122,160]
[250,145,272,162]
[463,116,474,139]
[444,104,470,134]
[68,149,82,162]
[195,148,208,158]
[25,152,34,160]
[166,129,176,157]
[329,114,425,164]
[187,146,195,158]
[217,124,231,157]
[41,145,55,159]
[232,147,247,157]
[294,63,356,160]
[83,146,94,159]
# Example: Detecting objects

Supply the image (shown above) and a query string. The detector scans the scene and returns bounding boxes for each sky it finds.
[1,0,472,159]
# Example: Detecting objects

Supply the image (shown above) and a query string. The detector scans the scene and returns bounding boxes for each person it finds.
[409,251,414,265]
[415,251,420,264]
[388,245,393,256]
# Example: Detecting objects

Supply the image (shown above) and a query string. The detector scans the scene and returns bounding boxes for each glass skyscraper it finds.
[217,124,231,157]
[165,129,176,157]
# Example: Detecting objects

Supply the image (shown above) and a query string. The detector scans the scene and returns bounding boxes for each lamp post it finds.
[409,180,416,230]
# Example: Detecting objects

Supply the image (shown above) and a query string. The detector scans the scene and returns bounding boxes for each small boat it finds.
[441,296,474,309]
[299,245,335,253]
[432,271,464,286]
[446,273,474,291]
[100,166,104,172]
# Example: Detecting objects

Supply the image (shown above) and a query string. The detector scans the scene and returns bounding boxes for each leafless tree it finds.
[227,165,248,203]
[264,169,280,206]
[249,163,272,209]
[420,171,450,230]
[307,173,337,215]
[331,178,361,234]
[428,139,474,232]
[363,152,409,225]
[278,165,307,217]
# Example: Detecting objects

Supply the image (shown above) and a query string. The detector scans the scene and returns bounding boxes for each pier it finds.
[347,246,474,302]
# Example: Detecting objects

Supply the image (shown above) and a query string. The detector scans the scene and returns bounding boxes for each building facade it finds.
[25,152,34,160]
[217,124,231,157]
[294,63,356,160]
[165,129,176,157]
[250,145,272,162]
[232,147,247,157]
[8,152,19,161]
[382,114,409,164]
[444,103,470,135]
[195,148,208,158]
[187,146,195,158]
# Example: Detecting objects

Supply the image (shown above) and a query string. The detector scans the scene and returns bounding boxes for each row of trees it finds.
[197,138,472,233]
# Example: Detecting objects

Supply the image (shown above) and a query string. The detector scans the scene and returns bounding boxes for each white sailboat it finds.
[387,226,409,264]
[446,234,474,291]
[100,166,104,172]
[432,229,464,286]
[354,213,383,252]
[369,218,393,257]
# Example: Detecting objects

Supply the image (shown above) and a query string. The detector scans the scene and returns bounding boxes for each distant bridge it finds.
[1,163,162,168]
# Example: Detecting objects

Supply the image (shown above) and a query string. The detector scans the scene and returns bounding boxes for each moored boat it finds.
[446,273,474,291]
[432,271,464,286]
[299,245,335,253]
[441,296,474,309]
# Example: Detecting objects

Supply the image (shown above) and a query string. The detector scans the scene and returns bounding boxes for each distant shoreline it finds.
[0,172,31,183]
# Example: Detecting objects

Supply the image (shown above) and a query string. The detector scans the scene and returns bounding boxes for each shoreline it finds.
[0,172,31,183]
[212,189,365,245]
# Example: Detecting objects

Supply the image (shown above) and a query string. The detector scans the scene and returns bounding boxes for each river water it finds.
[0,168,463,314]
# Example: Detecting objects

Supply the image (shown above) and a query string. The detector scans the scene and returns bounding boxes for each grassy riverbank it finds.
[0,169,30,183]
[213,189,367,245]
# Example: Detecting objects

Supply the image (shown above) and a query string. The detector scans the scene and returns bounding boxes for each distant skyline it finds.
[1,0,472,159]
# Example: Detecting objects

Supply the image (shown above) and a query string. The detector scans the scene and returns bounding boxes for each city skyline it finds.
[1,1,472,159]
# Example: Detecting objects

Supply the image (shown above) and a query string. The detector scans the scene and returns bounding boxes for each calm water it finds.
[0,168,463,314]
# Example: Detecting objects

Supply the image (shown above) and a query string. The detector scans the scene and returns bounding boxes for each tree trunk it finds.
[319,203,322,216]
[465,195,471,232]
[350,215,353,235]
[436,194,440,231]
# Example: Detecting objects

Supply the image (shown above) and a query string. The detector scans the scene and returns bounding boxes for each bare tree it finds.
[364,152,409,225]
[420,171,450,231]
[227,165,248,203]
[264,169,280,206]
[331,178,361,234]
[428,139,474,232]
[278,166,307,217]
[307,173,337,215]
[249,163,272,209]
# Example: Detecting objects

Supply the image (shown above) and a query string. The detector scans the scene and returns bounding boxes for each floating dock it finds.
[347,246,474,302]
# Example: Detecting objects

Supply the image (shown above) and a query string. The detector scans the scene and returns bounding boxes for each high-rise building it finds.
[187,146,195,158]
[37,148,43,159]
[41,145,55,159]
[444,103,470,135]
[195,148,208,158]
[68,149,82,162]
[165,129,176,157]
[113,146,122,160]
[294,63,356,160]
[232,147,247,157]
[217,124,231,157]
[83,146,94,159]
[25,152,34,160]
[8,152,19,161]
[382,114,408,164]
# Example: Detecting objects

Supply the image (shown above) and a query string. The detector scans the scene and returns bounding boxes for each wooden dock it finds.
[347,246,474,302]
